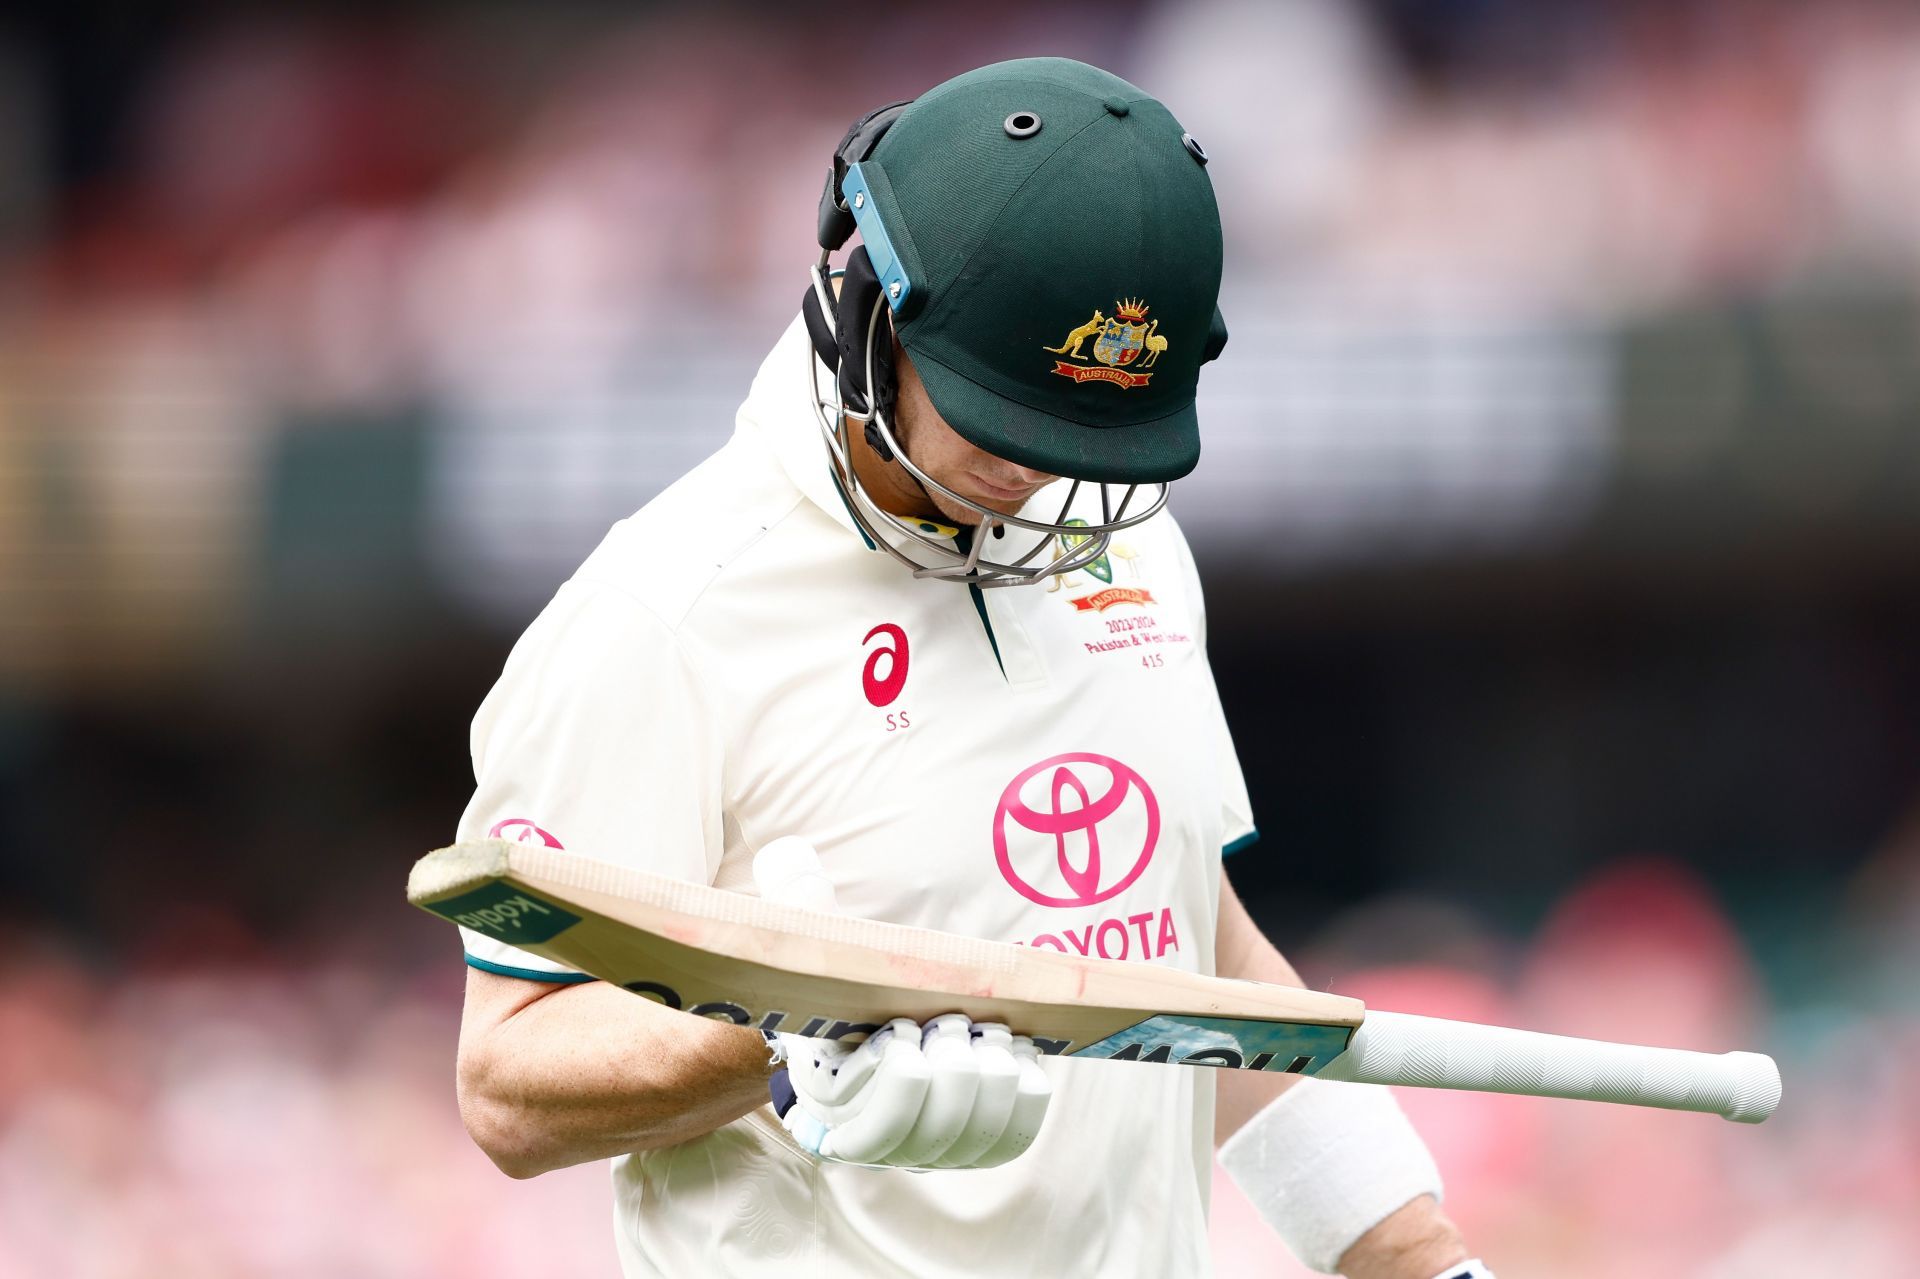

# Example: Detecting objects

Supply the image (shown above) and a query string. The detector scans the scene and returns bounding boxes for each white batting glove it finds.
[769,1012,1051,1168]
[752,837,1051,1170]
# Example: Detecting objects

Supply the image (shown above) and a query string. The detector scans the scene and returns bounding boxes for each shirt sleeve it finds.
[1170,520,1258,856]
[453,578,725,979]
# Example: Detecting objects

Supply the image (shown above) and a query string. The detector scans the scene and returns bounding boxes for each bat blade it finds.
[408,839,1362,1073]
[408,839,1782,1121]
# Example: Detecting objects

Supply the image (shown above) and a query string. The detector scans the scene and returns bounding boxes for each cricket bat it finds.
[409,838,1781,1123]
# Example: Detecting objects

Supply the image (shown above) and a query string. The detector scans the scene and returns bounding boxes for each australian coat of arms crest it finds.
[1043,298,1166,389]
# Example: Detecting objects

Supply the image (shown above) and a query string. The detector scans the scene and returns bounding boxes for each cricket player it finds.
[451,58,1488,1278]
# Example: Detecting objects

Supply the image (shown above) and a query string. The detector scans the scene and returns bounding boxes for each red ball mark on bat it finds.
[862,623,909,707]
[993,753,1159,908]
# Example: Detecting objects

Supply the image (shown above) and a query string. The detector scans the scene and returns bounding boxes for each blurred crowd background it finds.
[3,1,1919,1274]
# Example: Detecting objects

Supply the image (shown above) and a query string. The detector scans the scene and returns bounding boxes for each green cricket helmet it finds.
[804,57,1228,587]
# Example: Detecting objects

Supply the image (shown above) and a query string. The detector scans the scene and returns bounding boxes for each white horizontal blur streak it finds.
[1180,284,1611,566]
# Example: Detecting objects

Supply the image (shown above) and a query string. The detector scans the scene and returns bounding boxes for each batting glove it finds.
[768,1012,1050,1168]
[751,836,1051,1169]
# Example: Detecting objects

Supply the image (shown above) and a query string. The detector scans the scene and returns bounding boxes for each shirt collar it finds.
[736,311,868,541]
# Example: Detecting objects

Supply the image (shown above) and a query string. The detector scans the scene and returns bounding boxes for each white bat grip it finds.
[1315,1011,1781,1123]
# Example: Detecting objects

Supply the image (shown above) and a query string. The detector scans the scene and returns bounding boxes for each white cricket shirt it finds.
[456,313,1257,1276]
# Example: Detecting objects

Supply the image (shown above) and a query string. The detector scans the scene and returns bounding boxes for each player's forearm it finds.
[1212,874,1311,1142]
[457,975,772,1178]
[1213,878,1471,1277]
[1333,1196,1469,1279]
[1218,1063,1471,1279]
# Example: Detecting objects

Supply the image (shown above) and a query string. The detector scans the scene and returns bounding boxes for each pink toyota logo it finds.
[488,818,564,848]
[993,752,1160,908]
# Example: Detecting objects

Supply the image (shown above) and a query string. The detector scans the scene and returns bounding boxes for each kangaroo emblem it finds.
[1043,310,1108,360]
[1046,297,1161,389]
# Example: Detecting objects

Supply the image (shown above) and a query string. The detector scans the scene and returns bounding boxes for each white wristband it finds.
[1217,1079,1442,1274]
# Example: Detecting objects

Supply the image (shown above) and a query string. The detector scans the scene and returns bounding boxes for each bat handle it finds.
[1313,1011,1782,1123]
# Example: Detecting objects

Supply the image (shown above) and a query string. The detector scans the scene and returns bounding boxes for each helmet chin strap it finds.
[807,259,1168,588]
[856,395,947,525]
[844,336,1001,542]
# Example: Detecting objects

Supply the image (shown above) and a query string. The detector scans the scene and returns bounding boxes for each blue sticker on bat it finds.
[1070,1016,1353,1072]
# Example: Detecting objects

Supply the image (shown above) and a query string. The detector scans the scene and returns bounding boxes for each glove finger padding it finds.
[774,1016,1054,1169]
[931,1023,1025,1168]
[971,1036,1052,1167]
[813,1024,935,1164]
[752,835,1054,1170]
[881,1014,982,1167]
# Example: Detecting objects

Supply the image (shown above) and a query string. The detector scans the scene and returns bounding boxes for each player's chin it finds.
[950,486,1038,519]
[933,481,1045,524]
[930,496,999,526]
[945,501,1034,528]
[972,497,1032,520]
